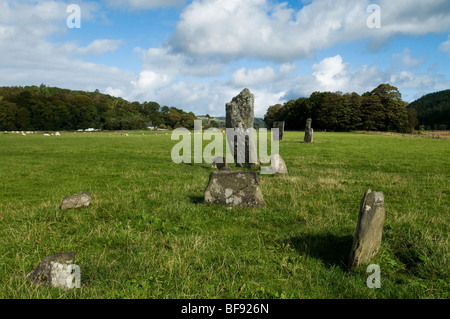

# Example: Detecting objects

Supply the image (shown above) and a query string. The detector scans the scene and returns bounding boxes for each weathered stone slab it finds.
[204,171,266,207]
[60,191,92,210]
[26,252,80,289]
[349,189,385,268]
[304,118,313,143]
[272,121,285,141]
[225,88,259,168]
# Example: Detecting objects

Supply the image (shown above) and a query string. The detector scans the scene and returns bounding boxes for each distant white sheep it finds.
[56,132,60,136]
[43,133,50,136]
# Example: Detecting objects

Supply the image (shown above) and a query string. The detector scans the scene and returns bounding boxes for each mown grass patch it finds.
[0,131,448,298]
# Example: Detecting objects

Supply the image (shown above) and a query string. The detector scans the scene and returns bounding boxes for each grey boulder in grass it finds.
[26,252,78,289]
[260,154,288,175]
[60,191,92,210]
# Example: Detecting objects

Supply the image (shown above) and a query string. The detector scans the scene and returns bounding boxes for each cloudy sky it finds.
[1,0,450,117]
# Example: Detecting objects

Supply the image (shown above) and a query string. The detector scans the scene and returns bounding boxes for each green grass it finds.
[0,130,448,299]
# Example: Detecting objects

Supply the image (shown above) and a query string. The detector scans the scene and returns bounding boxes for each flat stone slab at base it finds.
[60,191,92,210]
[26,252,78,289]
[205,171,266,207]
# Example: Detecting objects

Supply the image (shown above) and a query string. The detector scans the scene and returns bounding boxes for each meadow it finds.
[0,130,448,299]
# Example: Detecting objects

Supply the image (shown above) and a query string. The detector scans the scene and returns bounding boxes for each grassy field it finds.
[0,130,448,299]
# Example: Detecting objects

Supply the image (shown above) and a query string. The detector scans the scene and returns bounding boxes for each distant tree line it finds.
[407,89,450,130]
[0,85,197,131]
[264,84,418,133]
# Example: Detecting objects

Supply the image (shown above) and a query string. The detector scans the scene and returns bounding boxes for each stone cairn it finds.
[348,190,386,268]
[225,88,259,168]
[304,118,313,143]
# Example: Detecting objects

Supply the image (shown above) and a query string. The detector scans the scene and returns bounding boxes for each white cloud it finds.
[170,0,450,62]
[105,0,185,9]
[60,39,123,55]
[135,47,225,77]
[102,50,450,117]
[1,0,449,120]
[439,35,450,56]
[312,55,349,92]
[105,86,125,98]
[78,39,123,55]
[392,48,424,69]
[285,54,449,103]
[132,70,176,93]
[389,71,449,91]
[285,55,388,100]
[0,0,135,93]
[230,66,277,87]
[126,79,286,118]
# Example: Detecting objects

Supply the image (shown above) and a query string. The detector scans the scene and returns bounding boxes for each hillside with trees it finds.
[264,84,416,133]
[0,85,197,131]
[407,89,450,130]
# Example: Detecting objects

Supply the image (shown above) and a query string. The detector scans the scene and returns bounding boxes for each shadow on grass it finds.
[189,195,204,204]
[288,233,354,270]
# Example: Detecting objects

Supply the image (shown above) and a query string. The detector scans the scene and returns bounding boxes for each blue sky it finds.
[1,0,450,117]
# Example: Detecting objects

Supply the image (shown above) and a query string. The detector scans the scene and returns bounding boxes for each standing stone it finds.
[304,118,313,143]
[349,190,386,268]
[26,252,80,289]
[225,88,259,168]
[272,121,285,141]
[204,171,266,207]
[60,191,92,210]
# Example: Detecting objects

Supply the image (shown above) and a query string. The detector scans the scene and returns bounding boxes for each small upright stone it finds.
[349,189,386,268]
[204,171,266,207]
[272,121,285,141]
[260,154,288,175]
[26,252,79,289]
[60,191,92,210]
[304,118,313,143]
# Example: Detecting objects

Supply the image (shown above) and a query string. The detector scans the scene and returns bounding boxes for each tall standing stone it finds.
[272,121,285,141]
[304,118,313,143]
[349,189,386,268]
[226,88,259,168]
